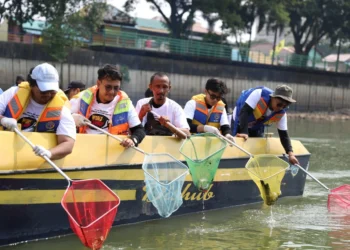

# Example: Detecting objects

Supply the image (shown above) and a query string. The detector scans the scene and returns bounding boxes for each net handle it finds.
[217,134,253,157]
[86,123,146,155]
[150,111,188,139]
[283,154,329,191]
[14,128,72,182]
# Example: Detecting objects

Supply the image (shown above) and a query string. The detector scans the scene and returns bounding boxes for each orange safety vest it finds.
[3,82,67,132]
[252,90,285,126]
[77,86,131,135]
[191,94,225,129]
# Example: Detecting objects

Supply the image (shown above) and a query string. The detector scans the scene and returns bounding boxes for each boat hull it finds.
[0,132,310,246]
[0,155,310,246]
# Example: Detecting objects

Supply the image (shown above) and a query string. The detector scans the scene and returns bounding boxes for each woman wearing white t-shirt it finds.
[136,72,190,139]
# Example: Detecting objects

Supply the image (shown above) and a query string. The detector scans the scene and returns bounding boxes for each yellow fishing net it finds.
[245,155,289,206]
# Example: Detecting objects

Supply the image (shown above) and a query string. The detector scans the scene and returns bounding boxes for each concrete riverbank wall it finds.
[0,42,349,112]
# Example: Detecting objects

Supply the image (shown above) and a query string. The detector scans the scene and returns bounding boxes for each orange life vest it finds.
[77,86,131,135]
[3,82,67,132]
[191,94,225,129]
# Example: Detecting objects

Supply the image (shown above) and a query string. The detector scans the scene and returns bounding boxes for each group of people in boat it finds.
[0,62,299,164]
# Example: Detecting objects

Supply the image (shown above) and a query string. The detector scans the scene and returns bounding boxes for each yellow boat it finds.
[0,131,310,246]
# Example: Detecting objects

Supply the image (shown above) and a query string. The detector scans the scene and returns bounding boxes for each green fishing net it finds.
[179,133,227,192]
[245,155,289,206]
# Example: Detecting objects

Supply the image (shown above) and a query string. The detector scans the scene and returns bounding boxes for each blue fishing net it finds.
[142,153,189,218]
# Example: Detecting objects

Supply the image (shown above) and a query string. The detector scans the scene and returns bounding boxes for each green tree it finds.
[124,0,201,38]
[41,1,107,63]
[285,0,349,66]
[0,0,78,34]
[265,0,290,64]
[213,0,269,61]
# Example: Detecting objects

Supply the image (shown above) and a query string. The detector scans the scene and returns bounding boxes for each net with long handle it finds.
[86,122,189,218]
[61,179,120,250]
[220,136,290,206]
[179,133,227,192]
[142,153,189,217]
[245,155,290,206]
[328,185,350,211]
[14,128,120,250]
[281,157,350,212]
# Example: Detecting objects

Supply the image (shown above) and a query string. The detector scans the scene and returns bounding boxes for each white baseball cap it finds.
[31,63,59,92]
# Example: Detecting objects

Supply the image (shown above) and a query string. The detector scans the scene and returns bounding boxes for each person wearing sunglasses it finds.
[70,64,145,148]
[232,85,299,165]
[135,72,190,139]
[0,63,76,160]
[183,78,235,142]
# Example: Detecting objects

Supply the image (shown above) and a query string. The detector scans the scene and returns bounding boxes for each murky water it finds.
[4,119,350,250]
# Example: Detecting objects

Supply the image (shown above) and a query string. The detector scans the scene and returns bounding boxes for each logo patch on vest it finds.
[89,114,109,129]
[214,113,220,122]
[45,121,56,131]
[18,117,37,131]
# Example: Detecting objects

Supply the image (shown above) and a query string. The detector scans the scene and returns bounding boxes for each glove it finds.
[203,125,220,135]
[72,114,90,127]
[225,134,236,143]
[0,117,17,130]
[33,145,52,159]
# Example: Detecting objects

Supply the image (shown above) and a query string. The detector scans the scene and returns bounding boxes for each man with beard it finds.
[0,63,76,160]
[70,64,145,148]
[183,78,235,141]
[136,72,190,139]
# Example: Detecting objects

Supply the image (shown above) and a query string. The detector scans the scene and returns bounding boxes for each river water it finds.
[4,119,350,250]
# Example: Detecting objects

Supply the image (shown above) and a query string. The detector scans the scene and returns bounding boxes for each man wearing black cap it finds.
[232,84,299,164]
[64,81,86,100]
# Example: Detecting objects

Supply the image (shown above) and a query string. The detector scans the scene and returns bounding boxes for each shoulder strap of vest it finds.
[10,83,31,119]
[117,90,129,101]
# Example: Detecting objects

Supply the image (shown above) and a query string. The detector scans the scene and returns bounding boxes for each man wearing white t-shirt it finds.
[0,63,76,160]
[136,72,190,139]
[232,85,299,165]
[183,78,235,141]
[70,64,145,148]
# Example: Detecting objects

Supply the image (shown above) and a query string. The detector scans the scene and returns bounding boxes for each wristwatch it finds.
[131,137,138,146]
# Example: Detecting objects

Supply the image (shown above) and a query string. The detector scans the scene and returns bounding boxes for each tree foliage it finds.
[0,0,82,33]
[286,0,349,56]
[124,0,202,38]
[41,0,107,62]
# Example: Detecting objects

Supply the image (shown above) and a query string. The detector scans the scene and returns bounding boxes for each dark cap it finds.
[64,81,86,93]
[269,84,296,103]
